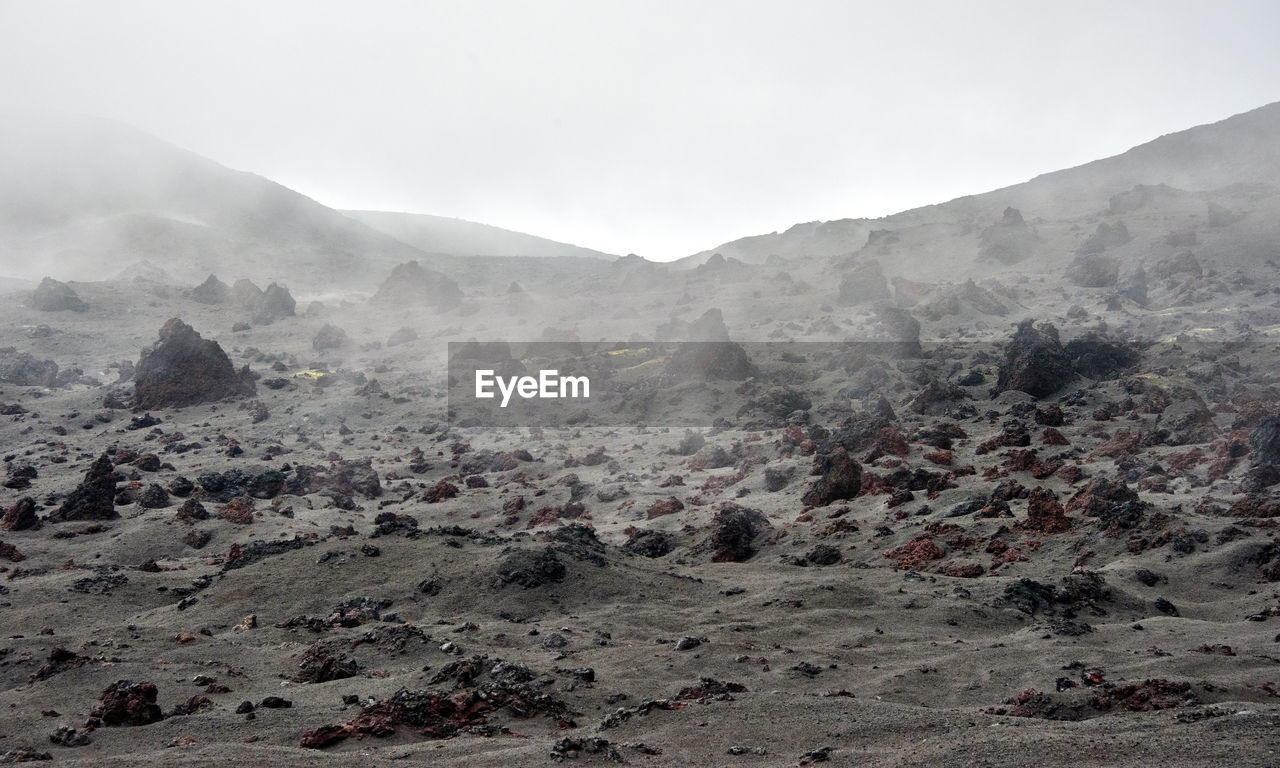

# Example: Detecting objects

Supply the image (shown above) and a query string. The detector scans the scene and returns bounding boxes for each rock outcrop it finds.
[134,319,255,410]
[996,320,1073,399]
[50,453,118,522]
[372,261,463,310]
[32,277,88,311]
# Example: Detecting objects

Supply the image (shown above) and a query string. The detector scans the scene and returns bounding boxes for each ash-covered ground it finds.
[4,107,1280,767]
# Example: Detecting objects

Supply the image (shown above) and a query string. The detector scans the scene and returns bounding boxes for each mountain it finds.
[0,113,615,296]
[679,101,1280,268]
[343,210,615,261]
[0,112,439,294]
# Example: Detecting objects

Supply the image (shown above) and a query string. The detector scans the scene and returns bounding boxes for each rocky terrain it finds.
[1,103,1280,766]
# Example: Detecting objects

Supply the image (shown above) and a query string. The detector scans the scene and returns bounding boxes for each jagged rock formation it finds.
[133,319,255,409]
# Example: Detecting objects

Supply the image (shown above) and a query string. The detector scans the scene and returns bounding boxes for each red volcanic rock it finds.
[802,447,863,507]
[646,496,685,519]
[526,506,562,528]
[134,319,255,410]
[91,680,164,726]
[1,496,41,530]
[1227,494,1280,518]
[1090,430,1144,459]
[423,480,460,503]
[32,647,91,681]
[1093,680,1196,713]
[0,540,24,562]
[174,498,209,524]
[939,561,984,578]
[862,425,910,463]
[884,536,945,570]
[217,497,254,525]
[1042,427,1070,445]
[1020,487,1072,533]
[923,450,952,466]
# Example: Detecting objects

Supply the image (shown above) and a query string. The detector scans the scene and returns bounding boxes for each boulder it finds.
[1078,221,1132,254]
[186,274,231,304]
[664,309,755,380]
[91,680,164,726]
[1,497,40,531]
[372,261,463,310]
[50,453,118,522]
[387,327,419,347]
[312,324,348,353]
[134,319,255,409]
[32,277,88,311]
[256,283,297,323]
[979,207,1037,264]
[1065,253,1120,287]
[836,260,890,305]
[703,504,772,562]
[0,352,59,387]
[996,320,1073,399]
[1250,414,1280,466]
[802,446,863,507]
[873,303,921,357]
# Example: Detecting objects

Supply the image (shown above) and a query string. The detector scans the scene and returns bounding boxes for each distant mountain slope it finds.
[679,101,1280,268]
[0,112,430,292]
[343,210,616,261]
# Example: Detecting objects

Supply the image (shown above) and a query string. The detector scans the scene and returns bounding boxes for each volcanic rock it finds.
[372,260,464,310]
[1065,332,1141,380]
[49,453,118,522]
[134,319,255,409]
[1249,414,1280,466]
[802,446,862,507]
[137,483,171,509]
[1065,477,1146,530]
[1065,253,1120,287]
[979,207,1037,264]
[496,547,567,588]
[1078,221,1132,254]
[296,643,360,684]
[32,277,88,311]
[996,320,1073,399]
[91,680,164,726]
[186,274,231,304]
[312,323,348,353]
[624,529,674,558]
[387,327,419,347]
[703,504,772,562]
[0,352,59,387]
[256,283,296,323]
[873,303,922,357]
[2,497,41,531]
[837,260,890,305]
[1021,487,1072,533]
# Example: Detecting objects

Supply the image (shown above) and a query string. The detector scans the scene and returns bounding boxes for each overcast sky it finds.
[2,0,1279,260]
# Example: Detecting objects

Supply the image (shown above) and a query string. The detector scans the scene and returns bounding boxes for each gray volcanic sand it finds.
[4,154,1280,765]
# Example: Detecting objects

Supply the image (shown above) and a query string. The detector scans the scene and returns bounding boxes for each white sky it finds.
[2,0,1279,260]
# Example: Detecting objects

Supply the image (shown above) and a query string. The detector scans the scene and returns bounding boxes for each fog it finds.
[2,0,1279,265]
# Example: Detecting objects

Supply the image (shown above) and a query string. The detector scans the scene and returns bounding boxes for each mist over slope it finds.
[0,114,565,294]
[343,209,616,261]
[3,100,1280,766]
[681,101,1280,269]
